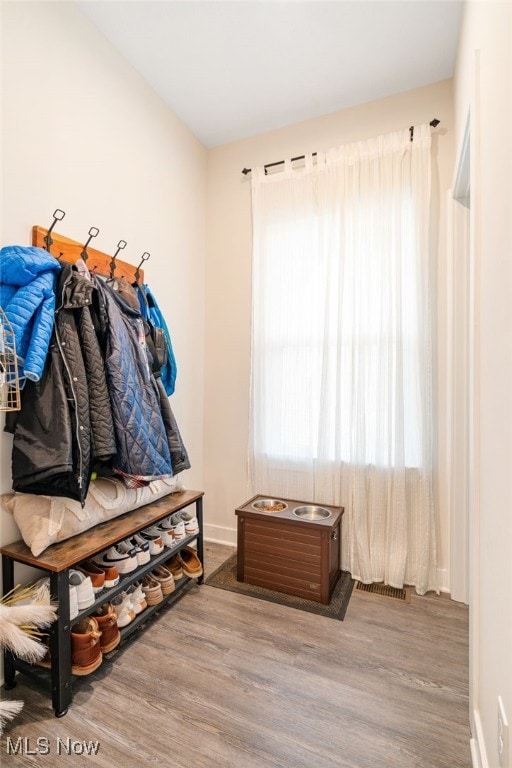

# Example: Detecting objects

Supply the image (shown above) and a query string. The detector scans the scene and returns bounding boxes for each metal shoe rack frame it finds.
[1,490,204,717]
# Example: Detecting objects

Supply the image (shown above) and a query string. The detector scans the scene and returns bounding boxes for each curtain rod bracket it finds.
[410,118,440,142]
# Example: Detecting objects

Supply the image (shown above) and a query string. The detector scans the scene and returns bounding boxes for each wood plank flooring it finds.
[0,543,471,767]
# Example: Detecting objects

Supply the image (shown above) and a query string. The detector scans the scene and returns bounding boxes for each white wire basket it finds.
[0,307,21,411]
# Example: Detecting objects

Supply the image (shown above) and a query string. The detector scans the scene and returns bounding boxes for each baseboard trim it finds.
[471,709,489,768]
[202,535,454,592]
[470,739,481,768]
[203,524,236,547]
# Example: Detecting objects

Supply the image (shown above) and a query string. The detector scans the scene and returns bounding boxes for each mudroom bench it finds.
[1,489,204,717]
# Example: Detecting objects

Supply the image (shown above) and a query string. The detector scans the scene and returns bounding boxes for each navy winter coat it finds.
[95,278,190,478]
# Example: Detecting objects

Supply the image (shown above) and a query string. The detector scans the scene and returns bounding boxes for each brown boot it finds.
[71,616,103,676]
[93,603,121,653]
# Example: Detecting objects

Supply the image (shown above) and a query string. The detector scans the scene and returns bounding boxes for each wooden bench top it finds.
[1,490,203,572]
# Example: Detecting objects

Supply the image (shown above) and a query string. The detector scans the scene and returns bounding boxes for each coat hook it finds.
[134,252,150,283]
[81,227,99,263]
[44,208,66,254]
[109,239,127,280]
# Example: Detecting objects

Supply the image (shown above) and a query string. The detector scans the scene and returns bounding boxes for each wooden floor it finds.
[1,543,471,768]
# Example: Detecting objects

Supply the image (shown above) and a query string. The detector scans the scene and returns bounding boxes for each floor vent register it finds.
[356,581,411,603]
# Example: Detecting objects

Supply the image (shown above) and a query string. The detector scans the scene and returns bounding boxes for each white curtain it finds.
[249,125,438,595]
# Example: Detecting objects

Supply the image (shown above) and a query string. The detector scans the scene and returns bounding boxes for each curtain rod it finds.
[241,118,441,175]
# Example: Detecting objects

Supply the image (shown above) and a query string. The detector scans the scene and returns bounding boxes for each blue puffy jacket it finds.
[0,245,61,384]
[136,284,177,396]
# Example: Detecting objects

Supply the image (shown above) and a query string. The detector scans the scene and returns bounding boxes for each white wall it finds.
[0,2,207,549]
[454,3,512,766]
[204,79,455,593]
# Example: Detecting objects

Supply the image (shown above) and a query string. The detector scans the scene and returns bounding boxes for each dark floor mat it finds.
[205,553,354,621]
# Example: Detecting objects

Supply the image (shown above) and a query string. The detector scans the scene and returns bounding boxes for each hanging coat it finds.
[8,264,116,504]
[94,278,176,478]
[0,245,61,384]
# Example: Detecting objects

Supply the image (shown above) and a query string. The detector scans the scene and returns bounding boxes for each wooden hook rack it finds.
[32,226,145,284]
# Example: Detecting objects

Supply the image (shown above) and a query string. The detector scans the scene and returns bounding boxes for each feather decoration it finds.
[0,583,57,666]
[0,582,58,735]
[0,602,56,629]
[0,701,24,734]
[0,618,50,662]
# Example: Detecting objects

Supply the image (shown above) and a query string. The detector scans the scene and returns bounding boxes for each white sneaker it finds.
[178,511,200,536]
[118,538,151,566]
[125,583,147,614]
[138,529,165,554]
[150,521,176,549]
[68,570,95,612]
[111,593,136,627]
[94,546,138,575]
[69,585,79,620]
[168,514,186,541]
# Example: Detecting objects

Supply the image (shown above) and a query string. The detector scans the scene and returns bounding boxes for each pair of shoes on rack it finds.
[110,583,147,627]
[167,547,203,580]
[137,528,165,555]
[174,510,200,537]
[70,600,123,675]
[41,616,107,677]
[36,603,121,676]
[36,616,106,676]
[87,534,153,582]
[93,545,139,576]
[141,563,176,605]
[77,560,119,592]
[142,522,174,550]
[68,570,96,617]
[39,591,138,676]
[72,583,146,673]
[118,537,150,565]
[141,511,199,552]
[160,511,199,541]
[93,532,160,575]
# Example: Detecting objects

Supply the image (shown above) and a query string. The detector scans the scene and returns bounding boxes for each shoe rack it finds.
[1,489,204,717]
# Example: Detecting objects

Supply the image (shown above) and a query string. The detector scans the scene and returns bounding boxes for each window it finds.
[249,127,438,594]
